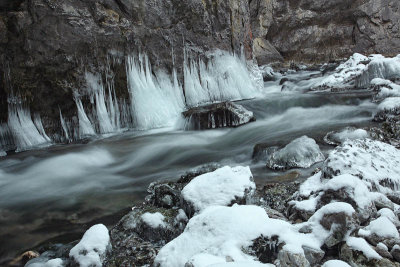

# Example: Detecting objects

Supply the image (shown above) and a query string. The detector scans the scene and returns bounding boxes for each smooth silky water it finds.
[0,86,378,263]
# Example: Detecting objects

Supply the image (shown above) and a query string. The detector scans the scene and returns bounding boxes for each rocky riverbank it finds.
[23,127,400,266]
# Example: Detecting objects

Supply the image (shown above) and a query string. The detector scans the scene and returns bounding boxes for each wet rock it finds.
[260,182,299,214]
[320,211,358,248]
[376,243,393,259]
[317,187,376,224]
[105,233,157,267]
[391,245,400,262]
[277,248,310,267]
[10,251,39,266]
[182,102,256,130]
[252,144,278,162]
[303,246,325,266]
[118,206,186,244]
[248,235,283,263]
[145,182,182,209]
[387,192,400,206]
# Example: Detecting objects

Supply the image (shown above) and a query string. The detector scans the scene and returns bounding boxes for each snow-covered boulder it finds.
[154,205,320,267]
[358,217,399,245]
[69,224,110,267]
[181,166,256,215]
[306,202,358,248]
[322,139,400,193]
[314,53,370,89]
[119,206,187,243]
[266,136,325,170]
[324,127,369,146]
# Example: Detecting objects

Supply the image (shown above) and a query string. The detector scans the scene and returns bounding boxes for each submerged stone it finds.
[182,102,255,130]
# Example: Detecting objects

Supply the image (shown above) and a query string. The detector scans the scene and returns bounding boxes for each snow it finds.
[208,262,276,267]
[69,224,110,267]
[377,242,389,251]
[266,136,325,170]
[378,97,400,111]
[322,260,351,267]
[298,172,322,197]
[322,139,400,193]
[308,202,355,223]
[346,237,382,260]
[293,174,377,213]
[358,217,399,239]
[316,53,369,88]
[0,150,5,157]
[154,205,320,267]
[377,208,398,224]
[141,212,167,228]
[181,166,255,212]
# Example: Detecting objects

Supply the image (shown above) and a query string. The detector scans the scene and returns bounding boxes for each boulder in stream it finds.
[182,102,255,130]
[266,136,325,170]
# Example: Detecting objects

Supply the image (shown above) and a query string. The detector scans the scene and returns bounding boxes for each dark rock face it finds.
[0,0,253,127]
[182,102,256,130]
[250,0,400,64]
[1,0,400,132]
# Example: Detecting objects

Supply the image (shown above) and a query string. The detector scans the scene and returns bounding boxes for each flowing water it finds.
[0,68,379,264]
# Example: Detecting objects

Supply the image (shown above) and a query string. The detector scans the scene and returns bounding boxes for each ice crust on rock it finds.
[357,55,400,88]
[69,224,110,267]
[324,127,369,145]
[181,166,255,213]
[154,205,320,267]
[266,136,325,170]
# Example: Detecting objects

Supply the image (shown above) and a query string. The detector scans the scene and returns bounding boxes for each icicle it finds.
[59,109,70,141]
[8,103,48,151]
[75,98,96,137]
[126,54,185,130]
[33,113,51,142]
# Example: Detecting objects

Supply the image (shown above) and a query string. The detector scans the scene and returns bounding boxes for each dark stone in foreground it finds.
[182,102,256,130]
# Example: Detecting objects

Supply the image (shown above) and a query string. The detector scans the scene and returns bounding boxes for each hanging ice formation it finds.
[5,102,50,151]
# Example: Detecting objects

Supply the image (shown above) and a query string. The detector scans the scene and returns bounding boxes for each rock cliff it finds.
[1,0,400,128]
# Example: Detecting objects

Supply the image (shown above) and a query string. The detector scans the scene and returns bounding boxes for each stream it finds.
[0,71,379,264]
